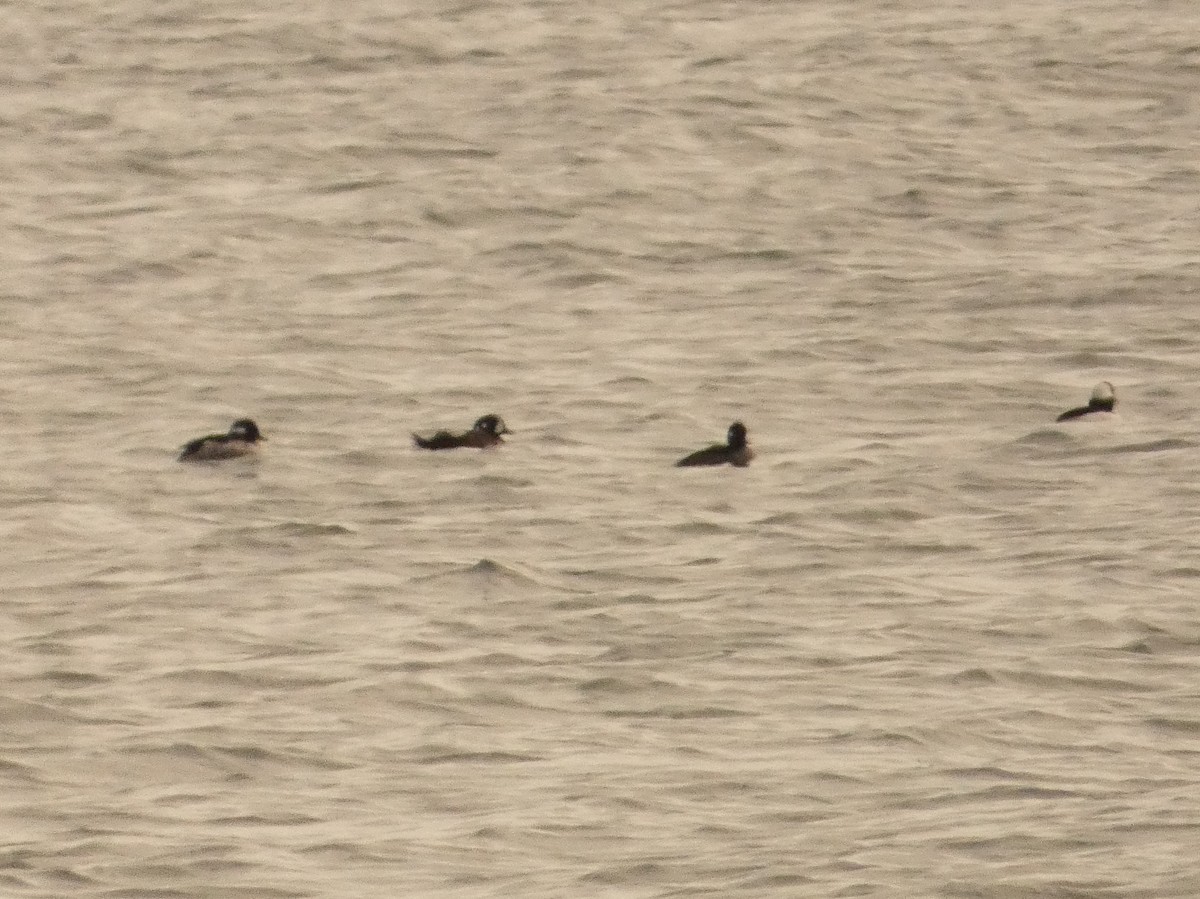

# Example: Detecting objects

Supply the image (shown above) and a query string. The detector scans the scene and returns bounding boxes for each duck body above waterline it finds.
[675,422,753,467]
[178,418,265,462]
[1056,382,1116,422]
[413,414,511,450]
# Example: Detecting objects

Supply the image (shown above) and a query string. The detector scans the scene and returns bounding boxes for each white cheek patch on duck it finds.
[1091,382,1116,409]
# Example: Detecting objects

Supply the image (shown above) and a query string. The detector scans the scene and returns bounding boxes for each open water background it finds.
[3,0,1200,895]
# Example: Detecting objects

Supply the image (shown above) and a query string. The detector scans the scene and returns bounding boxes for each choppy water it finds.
[3,0,1200,896]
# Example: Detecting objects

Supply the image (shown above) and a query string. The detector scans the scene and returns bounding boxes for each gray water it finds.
[3,0,1200,896]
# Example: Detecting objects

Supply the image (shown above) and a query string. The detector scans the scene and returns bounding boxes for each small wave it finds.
[603,375,653,388]
[947,667,996,685]
[1145,717,1200,734]
[670,521,733,536]
[1014,427,1073,446]
[155,668,343,691]
[414,747,542,765]
[200,521,355,550]
[604,705,750,720]
[472,474,536,488]
[1102,438,1194,454]
[834,506,929,525]
[311,177,393,195]
[548,270,623,289]
[0,697,98,727]
[720,247,795,262]
[410,558,551,599]
[1118,639,1153,654]
[336,449,391,466]
[1008,669,1153,694]
[272,522,356,537]
[41,670,108,688]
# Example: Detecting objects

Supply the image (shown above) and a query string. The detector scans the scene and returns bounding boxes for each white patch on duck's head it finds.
[229,418,263,442]
[1090,381,1116,410]
[475,414,509,435]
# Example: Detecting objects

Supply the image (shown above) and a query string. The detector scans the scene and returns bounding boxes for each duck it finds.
[178,418,265,462]
[675,421,753,467]
[413,414,511,450]
[1056,381,1116,422]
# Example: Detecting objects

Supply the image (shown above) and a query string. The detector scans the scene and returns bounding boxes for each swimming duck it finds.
[675,421,753,467]
[178,418,265,462]
[1056,382,1116,422]
[413,414,511,450]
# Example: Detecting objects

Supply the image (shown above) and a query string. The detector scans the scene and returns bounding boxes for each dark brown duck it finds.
[178,418,265,462]
[675,421,753,467]
[1056,382,1116,422]
[413,414,511,450]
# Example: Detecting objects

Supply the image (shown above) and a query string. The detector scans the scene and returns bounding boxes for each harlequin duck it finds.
[675,421,753,467]
[1056,382,1116,422]
[178,418,265,462]
[413,414,511,450]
